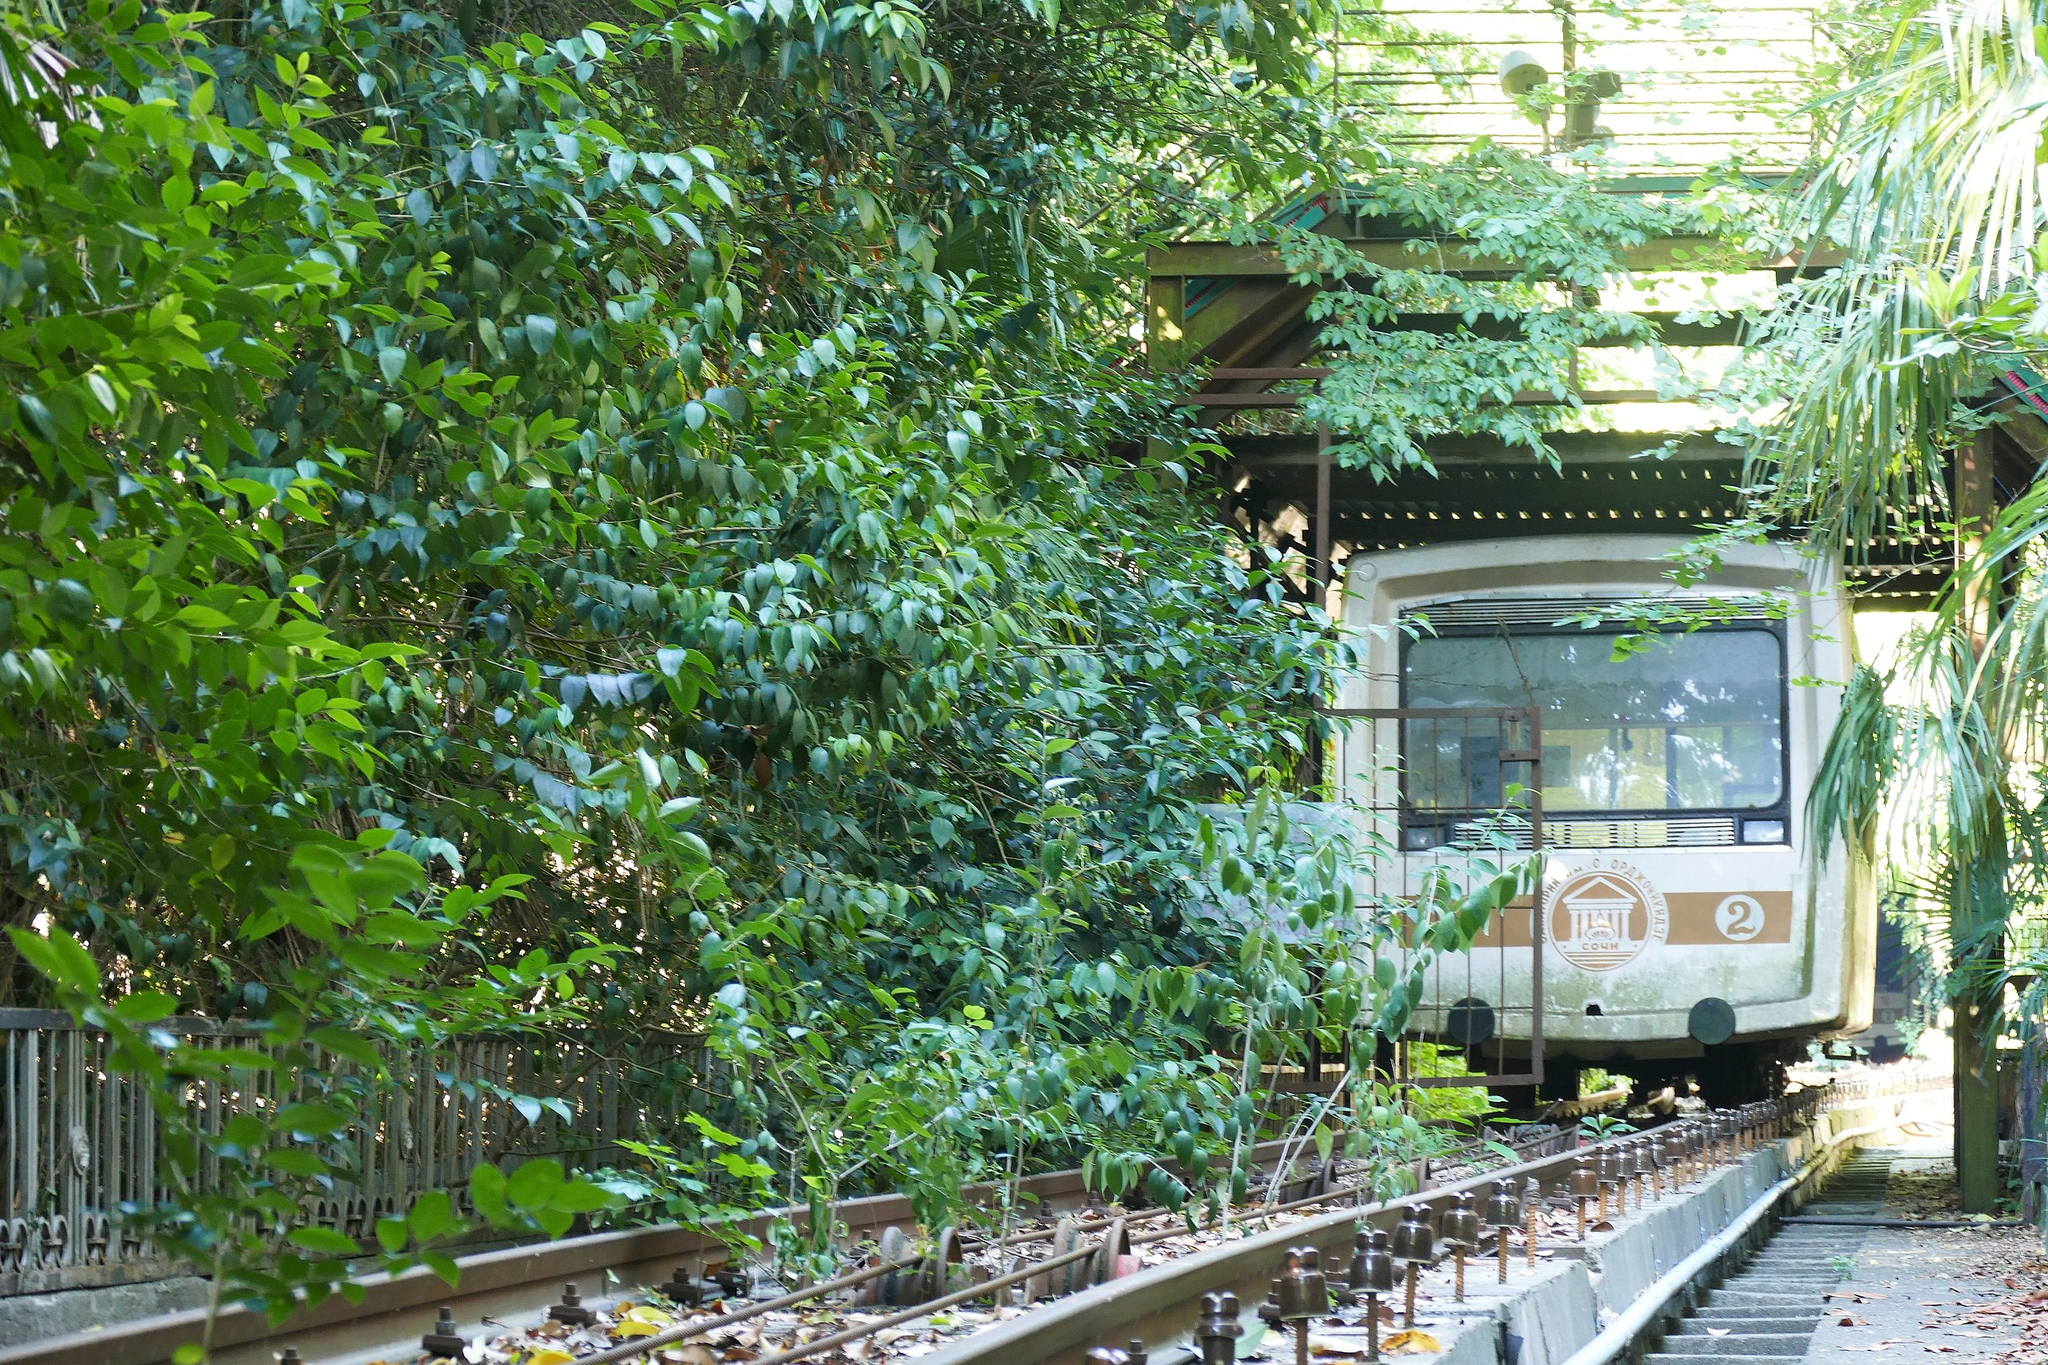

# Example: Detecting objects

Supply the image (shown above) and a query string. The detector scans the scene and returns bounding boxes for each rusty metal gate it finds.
[1323,705,1546,1091]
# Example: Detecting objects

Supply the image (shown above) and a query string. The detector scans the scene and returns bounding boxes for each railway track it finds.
[5,1078,1940,1365]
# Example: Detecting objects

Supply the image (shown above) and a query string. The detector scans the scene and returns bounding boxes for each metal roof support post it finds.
[1314,425,1332,608]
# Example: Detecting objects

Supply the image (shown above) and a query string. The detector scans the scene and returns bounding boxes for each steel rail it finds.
[605,1251,935,1348]
[486,1147,1394,1363]
[575,1240,1108,1365]
[4,1079,1871,1365]
[549,1103,1829,1365]
[898,1090,1917,1365]
[0,1126,1467,1365]
[563,1124,1570,1362]
[991,1122,1565,1252]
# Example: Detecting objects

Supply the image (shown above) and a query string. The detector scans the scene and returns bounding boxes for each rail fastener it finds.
[1483,1180,1520,1284]
[1268,1245,1329,1365]
[420,1306,467,1358]
[1388,1207,1432,1328]
[1439,1194,1479,1301]
[1193,1291,1244,1365]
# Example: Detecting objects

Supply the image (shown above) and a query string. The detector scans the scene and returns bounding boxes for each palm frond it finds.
[1755,0,2048,542]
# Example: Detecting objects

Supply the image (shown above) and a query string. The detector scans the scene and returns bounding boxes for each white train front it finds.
[1333,534,1876,1102]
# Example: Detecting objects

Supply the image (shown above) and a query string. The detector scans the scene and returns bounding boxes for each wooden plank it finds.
[1179,278,1313,362]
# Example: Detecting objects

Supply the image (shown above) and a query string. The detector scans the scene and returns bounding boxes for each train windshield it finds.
[1403,628,1784,814]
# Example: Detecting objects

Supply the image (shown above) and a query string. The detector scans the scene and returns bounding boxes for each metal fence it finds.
[0,1009,713,1296]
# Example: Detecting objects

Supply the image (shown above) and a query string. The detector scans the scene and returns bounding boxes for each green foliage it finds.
[7,864,617,1322]
[0,0,1531,1335]
[1578,1112,1635,1143]
[594,1115,776,1255]
[1746,0,2048,546]
[1262,147,1720,476]
[1577,1066,1633,1100]
[1754,3,2048,1115]
[1399,1042,1497,1122]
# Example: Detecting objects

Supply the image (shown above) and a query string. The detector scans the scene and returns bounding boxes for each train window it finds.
[1402,627,1784,816]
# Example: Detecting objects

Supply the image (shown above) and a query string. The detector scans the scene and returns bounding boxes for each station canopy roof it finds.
[1145,0,2048,608]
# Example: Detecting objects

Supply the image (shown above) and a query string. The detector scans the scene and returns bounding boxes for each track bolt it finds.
[1634,1140,1658,1202]
[1522,1178,1542,1268]
[1196,1290,1246,1365]
[1352,1232,1394,1362]
[1274,1245,1328,1365]
[663,1263,709,1307]
[1597,1147,1624,1219]
[1485,1180,1520,1285]
[1390,1209,1433,1327]
[1441,1194,1479,1302]
[1569,1157,1598,1240]
[422,1305,467,1358]
[549,1282,597,1327]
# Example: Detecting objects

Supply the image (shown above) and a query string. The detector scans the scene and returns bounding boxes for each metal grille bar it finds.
[1323,705,1546,1091]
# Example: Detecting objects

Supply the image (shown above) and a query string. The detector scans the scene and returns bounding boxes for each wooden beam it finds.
[1314,427,1331,608]
[1328,511,1723,545]
[1145,274,1185,369]
[1226,429,1734,465]
[1181,387,1671,408]
[1371,311,1744,347]
[1148,236,1844,278]
[1180,279,1317,365]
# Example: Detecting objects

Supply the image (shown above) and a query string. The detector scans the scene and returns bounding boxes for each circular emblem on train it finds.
[1547,860,1668,972]
[1714,894,1766,942]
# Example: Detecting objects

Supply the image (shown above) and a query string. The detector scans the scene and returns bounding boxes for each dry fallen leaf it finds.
[1381,1330,1442,1356]
[1839,1316,1868,1327]
[526,1351,577,1365]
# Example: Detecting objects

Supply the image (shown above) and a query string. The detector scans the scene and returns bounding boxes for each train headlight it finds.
[1739,819,1786,844]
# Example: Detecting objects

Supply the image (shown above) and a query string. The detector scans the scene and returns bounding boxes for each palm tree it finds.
[1758,0,2048,1217]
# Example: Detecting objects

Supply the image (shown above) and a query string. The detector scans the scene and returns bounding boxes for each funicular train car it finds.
[1331,533,1875,1103]
[1144,5,2048,1106]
